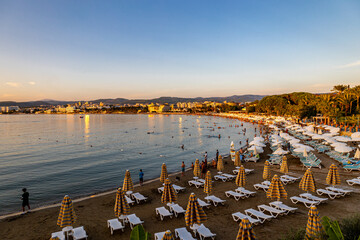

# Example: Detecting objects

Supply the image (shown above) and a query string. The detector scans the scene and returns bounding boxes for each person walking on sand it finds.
[139,169,144,186]
[181,161,185,176]
[191,162,194,169]
[216,149,219,161]
[21,188,30,213]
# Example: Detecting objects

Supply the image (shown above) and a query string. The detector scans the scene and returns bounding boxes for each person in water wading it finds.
[21,188,30,213]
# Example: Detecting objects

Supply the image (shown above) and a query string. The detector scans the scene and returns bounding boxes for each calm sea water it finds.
[0,114,256,215]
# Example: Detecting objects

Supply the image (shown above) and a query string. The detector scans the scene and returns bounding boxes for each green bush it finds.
[339,214,360,240]
[279,228,305,240]
[130,225,151,240]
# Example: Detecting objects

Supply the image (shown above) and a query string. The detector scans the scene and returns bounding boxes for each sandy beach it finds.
[1,144,360,240]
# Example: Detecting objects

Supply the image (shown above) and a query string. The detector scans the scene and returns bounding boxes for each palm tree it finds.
[338,92,354,116]
[331,85,349,95]
[350,85,360,113]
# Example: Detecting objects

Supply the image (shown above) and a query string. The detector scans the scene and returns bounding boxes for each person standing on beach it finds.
[204,152,208,166]
[216,150,219,161]
[181,161,185,176]
[139,169,144,186]
[191,162,194,169]
[21,188,30,213]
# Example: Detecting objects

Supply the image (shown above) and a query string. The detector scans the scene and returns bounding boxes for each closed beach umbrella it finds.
[161,178,177,204]
[230,141,236,161]
[326,164,340,186]
[236,165,246,187]
[305,206,323,240]
[280,156,288,174]
[217,155,224,172]
[162,230,174,240]
[122,170,134,192]
[57,195,76,228]
[185,193,207,227]
[299,168,316,192]
[50,237,60,240]
[266,175,287,200]
[114,188,130,217]
[354,148,360,159]
[303,148,308,157]
[194,159,201,177]
[236,218,256,240]
[262,161,271,180]
[235,151,241,167]
[160,163,168,183]
[204,171,212,195]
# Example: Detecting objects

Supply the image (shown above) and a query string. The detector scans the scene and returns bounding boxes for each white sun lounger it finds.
[173,184,186,192]
[300,193,328,203]
[125,195,135,205]
[107,218,125,235]
[222,173,236,180]
[204,195,226,206]
[214,175,228,182]
[269,201,297,214]
[316,189,343,199]
[156,207,173,220]
[72,226,88,240]
[290,196,319,208]
[245,169,255,174]
[280,177,293,185]
[347,178,360,186]
[263,181,271,186]
[232,212,261,225]
[157,187,164,193]
[167,203,186,217]
[253,183,269,191]
[188,180,204,188]
[132,192,148,204]
[51,231,65,240]
[197,179,206,184]
[281,175,300,182]
[197,198,211,209]
[326,187,352,196]
[191,224,216,240]
[126,214,144,229]
[235,187,256,197]
[225,190,246,200]
[154,231,166,240]
[258,204,286,218]
[175,227,197,240]
[244,208,273,223]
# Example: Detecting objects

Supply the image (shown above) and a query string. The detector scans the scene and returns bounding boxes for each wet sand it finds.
[1,146,360,240]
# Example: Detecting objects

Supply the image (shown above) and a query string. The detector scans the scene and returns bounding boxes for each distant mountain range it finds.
[0,95,265,107]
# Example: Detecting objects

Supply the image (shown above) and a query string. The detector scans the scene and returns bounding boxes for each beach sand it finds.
[1,146,360,240]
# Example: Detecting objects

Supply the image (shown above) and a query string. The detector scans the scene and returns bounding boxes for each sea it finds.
[0,114,257,215]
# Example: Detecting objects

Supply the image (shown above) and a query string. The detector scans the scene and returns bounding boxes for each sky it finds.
[0,0,360,101]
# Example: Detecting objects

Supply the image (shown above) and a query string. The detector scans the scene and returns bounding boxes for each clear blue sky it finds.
[0,0,359,101]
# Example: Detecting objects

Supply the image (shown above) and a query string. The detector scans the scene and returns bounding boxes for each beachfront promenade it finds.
[1,119,360,239]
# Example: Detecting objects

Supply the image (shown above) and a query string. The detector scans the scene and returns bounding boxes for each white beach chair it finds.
[316,189,343,199]
[125,195,135,205]
[154,231,166,240]
[204,195,226,206]
[107,218,125,235]
[197,198,211,209]
[221,173,236,180]
[214,175,227,182]
[132,192,148,204]
[290,196,319,208]
[157,186,164,193]
[232,212,261,225]
[225,190,246,201]
[155,207,173,220]
[188,180,204,188]
[257,204,286,218]
[126,214,144,229]
[346,178,360,186]
[191,224,216,240]
[72,226,88,240]
[232,169,239,174]
[51,231,65,240]
[235,187,256,197]
[269,201,297,214]
[244,208,273,223]
[280,177,293,185]
[167,203,186,217]
[245,169,255,175]
[281,175,300,182]
[299,193,328,203]
[197,179,206,184]
[263,181,271,186]
[173,184,186,193]
[253,183,269,191]
[175,227,197,240]
[326,187,352,196]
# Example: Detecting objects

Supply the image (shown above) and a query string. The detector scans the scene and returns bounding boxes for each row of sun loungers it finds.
[158,184,186,193]
[52,226,88,240]
[232,168,254,175]
[155,224,216,240]
[232,202,297,225]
